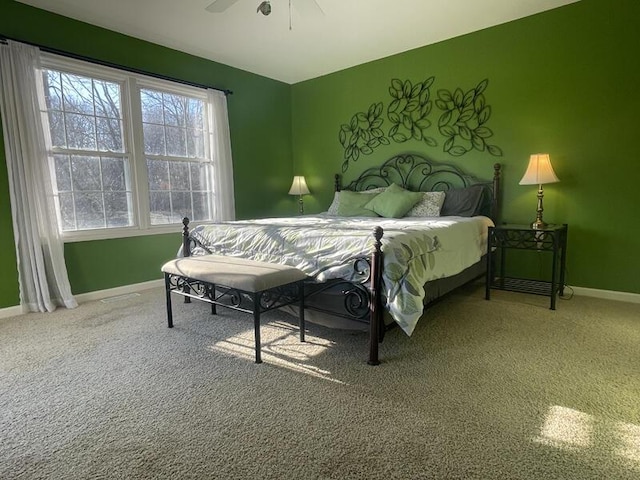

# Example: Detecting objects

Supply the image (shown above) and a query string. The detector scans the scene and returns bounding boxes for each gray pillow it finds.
[440,185,486,217]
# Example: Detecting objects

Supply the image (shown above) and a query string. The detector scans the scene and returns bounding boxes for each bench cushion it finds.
[162,255,307,293]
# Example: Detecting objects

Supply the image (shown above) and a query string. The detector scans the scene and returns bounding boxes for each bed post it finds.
[368,226,384,365]
[182,217,191,257]
[181,217,192,303]
[491,164,501,223]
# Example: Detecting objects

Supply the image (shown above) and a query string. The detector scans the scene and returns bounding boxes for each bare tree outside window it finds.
[43,69,131,231]
[40,61,217,235]
[141,88,212,224]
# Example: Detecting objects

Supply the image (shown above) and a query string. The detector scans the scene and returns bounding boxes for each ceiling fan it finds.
[205,0,323,18]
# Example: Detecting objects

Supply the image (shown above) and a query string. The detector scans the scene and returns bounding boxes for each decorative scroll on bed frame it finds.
[181,153,501,365]
[335,153,501,220]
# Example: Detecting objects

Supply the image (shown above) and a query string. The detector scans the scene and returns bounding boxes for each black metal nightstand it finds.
[485,223,568,309]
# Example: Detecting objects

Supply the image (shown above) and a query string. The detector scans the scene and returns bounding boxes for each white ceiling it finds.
[17,0,580,84]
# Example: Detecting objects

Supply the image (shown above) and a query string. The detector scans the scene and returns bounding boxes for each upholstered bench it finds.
[162,255,307,363]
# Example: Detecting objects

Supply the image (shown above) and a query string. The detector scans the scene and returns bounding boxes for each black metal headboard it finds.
[334,153,501,221]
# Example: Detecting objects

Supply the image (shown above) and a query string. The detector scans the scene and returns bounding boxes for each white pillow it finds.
[326,187,387,215]
[405,191,446,217]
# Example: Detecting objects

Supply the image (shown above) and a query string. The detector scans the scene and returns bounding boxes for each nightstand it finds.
[485,223,568,309]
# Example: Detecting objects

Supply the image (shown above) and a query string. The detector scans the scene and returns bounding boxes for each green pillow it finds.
[364,183,423,218]
[337,190,379,217]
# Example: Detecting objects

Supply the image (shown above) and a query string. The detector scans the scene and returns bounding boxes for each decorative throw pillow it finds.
[440,185,485,217]
[405,191,446,217]
[326,191,341,215]
[336,190,380,217]
[364,183,423,218]
[326,187,386,215]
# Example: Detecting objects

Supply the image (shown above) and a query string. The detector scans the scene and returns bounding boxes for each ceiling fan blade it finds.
[292,0,324,17]
[205,0,241,13]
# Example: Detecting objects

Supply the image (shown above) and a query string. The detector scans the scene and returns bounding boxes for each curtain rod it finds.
[0,35,233,96]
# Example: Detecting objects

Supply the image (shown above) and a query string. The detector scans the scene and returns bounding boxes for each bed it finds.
[178,153,501,364]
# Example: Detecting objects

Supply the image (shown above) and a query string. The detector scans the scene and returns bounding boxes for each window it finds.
[141,88,213,225]
[39,55,222,240]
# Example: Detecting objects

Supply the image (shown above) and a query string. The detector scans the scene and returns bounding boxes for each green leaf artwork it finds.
[338,77,503,170]
[435,79,503,157]
[338,102,389,172]
[386,76,437,149]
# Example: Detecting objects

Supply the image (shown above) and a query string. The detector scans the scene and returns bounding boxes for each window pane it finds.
[48,111,67,148]
[105,192,132,227]
[187,98,204,129]
[171,191,192,221]
[140,89,163,124]
[43,71,62,110]
[93,80,121,118]
[163,93,186,127]
[192,193,209,222]
[169,161,190,191]
[54,154,72,191]
[186,128,205,158]
[58,192,76,231]
[166,126,186,157]
[191,162,213,192]
[65,113,96,150]
[147,159,169,191]
[143,124,166,155]
[75,192,105,229]
[101,157,126,191]
[189,163,206,191]
[61,73,94,115]
[71,156,101,191]
[149,159,213,225]
[149,191,171,224]
[96,117,123,152]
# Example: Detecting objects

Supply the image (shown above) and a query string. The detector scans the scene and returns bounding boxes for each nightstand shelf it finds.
[485,223,568,309]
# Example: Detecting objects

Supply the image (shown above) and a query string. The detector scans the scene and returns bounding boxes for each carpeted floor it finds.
[1,283,639,479]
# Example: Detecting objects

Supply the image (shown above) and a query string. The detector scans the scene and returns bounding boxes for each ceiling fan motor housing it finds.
[257,1,271,15]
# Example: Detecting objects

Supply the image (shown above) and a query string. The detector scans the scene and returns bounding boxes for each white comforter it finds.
[186,215,493,335]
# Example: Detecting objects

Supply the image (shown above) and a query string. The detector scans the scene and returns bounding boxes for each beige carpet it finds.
[1,283,639,479]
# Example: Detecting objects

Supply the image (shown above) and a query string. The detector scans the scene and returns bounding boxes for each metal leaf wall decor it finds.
[337,77,502,171]
[338,102,389,173]
[435,79,503,157]
[387,76,437,147]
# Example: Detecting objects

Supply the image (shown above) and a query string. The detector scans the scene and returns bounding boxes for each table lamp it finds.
[288,175,310,214]
[519,153,560,229]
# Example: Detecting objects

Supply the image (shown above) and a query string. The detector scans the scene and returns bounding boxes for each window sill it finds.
[62,224,184,243]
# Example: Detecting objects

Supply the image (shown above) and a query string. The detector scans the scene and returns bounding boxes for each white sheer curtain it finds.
[0,41,77,312]
[207,89,235,221]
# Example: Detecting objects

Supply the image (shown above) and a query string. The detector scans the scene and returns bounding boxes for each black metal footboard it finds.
[179,217,386,365]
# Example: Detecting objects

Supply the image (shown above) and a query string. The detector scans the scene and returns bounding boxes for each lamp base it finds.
[531,219,548,230]
[531,184,548,230]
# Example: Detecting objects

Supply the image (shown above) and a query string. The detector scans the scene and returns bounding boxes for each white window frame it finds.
[39,53,215,242]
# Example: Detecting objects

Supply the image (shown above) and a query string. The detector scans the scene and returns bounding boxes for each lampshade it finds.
[519,154,560,185]
[288,176,310,196]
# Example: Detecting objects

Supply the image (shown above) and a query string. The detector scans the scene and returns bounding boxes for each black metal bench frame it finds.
[164,273,305,364]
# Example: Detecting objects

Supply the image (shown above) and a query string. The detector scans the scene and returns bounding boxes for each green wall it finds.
[2,0,639,310]
[292,0,640,295]
[0,0,294,306]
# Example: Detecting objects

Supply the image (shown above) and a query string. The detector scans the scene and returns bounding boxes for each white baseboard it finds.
[74,279,164,304]
[0,305,25,319]
[570,286,640,304]
[0,278,164,319]
[2,280,638,319]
